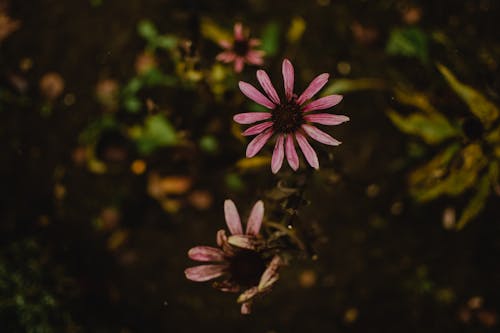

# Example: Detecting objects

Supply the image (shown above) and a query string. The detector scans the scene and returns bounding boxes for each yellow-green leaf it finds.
[321,78,387,96]
[409,144,487,201]
[437,64,499,128]
[200,17,233,44]
[387,109,458,144]
[286,16,306,44]
[456,170,491,230]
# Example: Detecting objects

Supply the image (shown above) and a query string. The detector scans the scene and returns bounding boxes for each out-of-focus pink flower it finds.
[185,199,282,314]
[216,23,264,73]
[234,59,349,173]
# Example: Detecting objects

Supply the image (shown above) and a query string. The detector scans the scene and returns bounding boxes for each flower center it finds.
[233,39,249,56]
[229,250,266,287]
[272,99,304,133]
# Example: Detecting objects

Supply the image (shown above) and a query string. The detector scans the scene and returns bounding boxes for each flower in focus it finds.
[234,58,349,173]
[185,199,282,314]
[216,23,264,73]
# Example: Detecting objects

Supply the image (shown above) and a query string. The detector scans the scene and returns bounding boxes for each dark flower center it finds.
[233,39,250,56]
[462,117,484,141]
[229,250,266,287]
[272,99,304,133]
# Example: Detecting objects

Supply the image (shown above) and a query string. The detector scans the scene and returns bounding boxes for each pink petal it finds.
[304,113,350,125]
[246,128,273,158]
[218,40,232,49]
[246,50,264,65]
[234,23,244,41]
[241,302,252,315]
[302,124,341,146]
[213,280,241,293]
[216,51,236,63]
[224,199,243,235]
[297,73,329,105]
[237,287,259,303]
[285,134,299,171]
[188,246,226,262]
[184,264,227,282]
[234,57,245,73]
[302,95,343,113]
[257,70,280,104]
[282,59,295,101]
[239,81,276,109]
[227,235,257,250]
[271,134,285,174]
[242,121,273,136]
[295,132,319,169]
[233,112,272,124]
[246,200,264,235]
[216,230,235,256]
[258,255,281,290]
[249,38,261,47]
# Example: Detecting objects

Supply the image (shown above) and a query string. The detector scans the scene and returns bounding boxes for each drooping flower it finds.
[234,59,349,173]
[216,23,265,73]
[185,200,282,314]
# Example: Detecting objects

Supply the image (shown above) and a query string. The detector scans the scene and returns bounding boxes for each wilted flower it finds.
[216,23,264,73]
[0,9,20,42]
[234,58,349,173]
[185,199,282,314]
[39,72,65,101]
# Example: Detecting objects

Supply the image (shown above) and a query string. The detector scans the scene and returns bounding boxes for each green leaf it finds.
[321,78,387,96]
[409,144,487,201]
[386,27,429,64]
[387,109,458,144]
[199,135,218,153]
[137,20,158,41]
[437,64,499,128]
[135,114,177,154]
[225,173,245,191]
[155,35,178,51]
[456,169,491,230]
[260,22,280,56]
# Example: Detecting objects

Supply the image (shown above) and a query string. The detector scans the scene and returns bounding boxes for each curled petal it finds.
[297,73,329,105]
[237,287,259,303]
[224,200,243,235]
[233,112,271,124]
[271,134,285,174]
[246,128,273,158]
[184,264,227,282]
[258,255,281,290]
[242,121,273,136]
[295,132,319,169]
[302,124,341,146]
[239,81,276,109]
[227,235,257,250]
[234,57,245,73]
[285,134,299,171]
[241,302,252,315]
[213,280,241,293]
[282,59,295,101]
[246,200,264,236]
[257,70,280,104]
[216,230,235,255]
[216,51,236,63]
[188,246,226,262]
[302,95,343,113]
[304,113,350,125]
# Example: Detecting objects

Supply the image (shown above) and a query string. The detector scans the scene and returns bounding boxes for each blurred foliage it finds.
[388,64,500,229]
[0,239,76,333]
[386,27,429,64]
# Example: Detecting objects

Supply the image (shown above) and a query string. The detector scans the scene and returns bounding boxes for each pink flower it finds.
[234,59,349,173]
[185,199,282,314]
[216,23,265,73]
